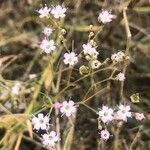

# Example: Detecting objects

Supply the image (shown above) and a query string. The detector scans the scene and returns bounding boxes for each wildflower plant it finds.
[29,3,147,149]
[0,1,148,150]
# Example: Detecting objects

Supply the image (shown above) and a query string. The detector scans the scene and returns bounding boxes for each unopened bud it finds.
[85,55,91,61]
[89,32,95,39]
[89,25,93,30]
[89,40,97,47]
[61,29,66,35]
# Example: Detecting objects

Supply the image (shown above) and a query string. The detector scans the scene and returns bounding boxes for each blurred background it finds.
[0,0,150,150]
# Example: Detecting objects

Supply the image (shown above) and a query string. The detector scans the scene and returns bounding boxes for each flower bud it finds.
[79,65,90,75]
[89,40,97,47]
[61,29,66,35]
[89,25,93,30]
[89,32,95,39]
[85,55,91,61]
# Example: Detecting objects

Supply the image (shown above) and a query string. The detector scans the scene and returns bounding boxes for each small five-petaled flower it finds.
[32,113,49,130]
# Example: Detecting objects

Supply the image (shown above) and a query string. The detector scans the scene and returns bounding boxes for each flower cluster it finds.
[38,5,66,19]
[38,5,67,55]
[98,104,145,140]
[32,100,76,148]
[32,113,59,149]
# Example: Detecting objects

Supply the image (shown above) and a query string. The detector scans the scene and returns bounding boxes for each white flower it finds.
[29,74,37,79]
[43,27,53,36]
[116,72,125,81]
[114,104,132,121]
[111,51,125,62]
[38,5,51,18]
[82,43,99,57]
[63,52,78,66]
[42,131,59,149]
[11,82,21,95]
[100,129,110,140]
[135,113,145,121]
[32,113,49,130]
[98,10,116,24]
[60,100,76,117]
[91,60,101,69]
[51,5,66,19]
[98,106,114,124]
[40,38,56,54]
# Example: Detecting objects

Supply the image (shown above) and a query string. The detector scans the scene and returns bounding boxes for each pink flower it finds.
[135,113,145,121]
[53,102,62,111]
[100,129,110,140]
[43,27,53,37]
[116,73,125,81]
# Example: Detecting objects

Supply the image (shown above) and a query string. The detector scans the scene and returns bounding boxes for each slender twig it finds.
[80,103,97,114]
[120,7,132,103]
[113,122,123,150]
[129,126,142,150]
[22,135,43,147]
[55,109,61,150]
[55,67,113,99]
[55,64,63,93]
[14,133,23,150]
[80,86,109,104]
[67,67,73,86]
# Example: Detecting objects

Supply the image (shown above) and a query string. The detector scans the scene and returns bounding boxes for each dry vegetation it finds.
[0,0,150,150]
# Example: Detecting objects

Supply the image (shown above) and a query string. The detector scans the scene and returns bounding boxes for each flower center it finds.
[39,119,44,124]
[65,105,69,110]
[104,112,108,116]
